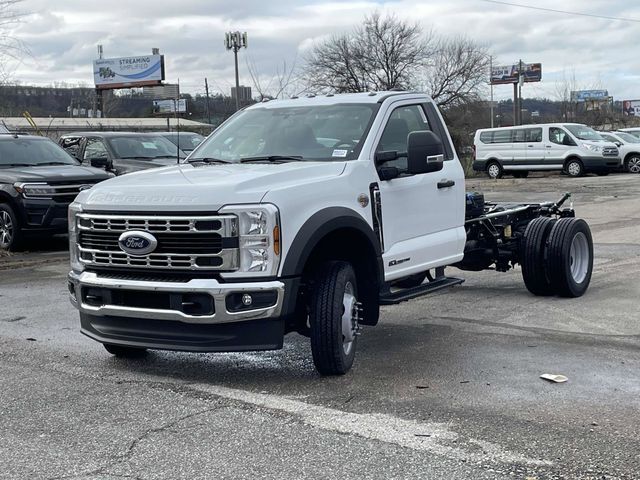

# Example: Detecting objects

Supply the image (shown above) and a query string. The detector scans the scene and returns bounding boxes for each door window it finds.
[377,105,431,170]
[525,128,542,142]
[549,127,574,146]
[492,130,512,143]
[83,138,109,161]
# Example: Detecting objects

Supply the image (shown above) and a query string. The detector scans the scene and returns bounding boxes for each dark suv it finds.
[0,134,111,250]
[58,132,186,176]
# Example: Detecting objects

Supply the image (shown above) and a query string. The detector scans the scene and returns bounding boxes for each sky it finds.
[5,0,640,101]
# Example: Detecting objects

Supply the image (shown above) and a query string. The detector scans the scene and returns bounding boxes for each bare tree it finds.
[420,36,489,109]
[0,0,26,83]
[246,55,301,100]
[303,13,430,93]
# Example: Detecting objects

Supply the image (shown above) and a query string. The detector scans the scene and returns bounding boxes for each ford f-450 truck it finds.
[68,91,593,375]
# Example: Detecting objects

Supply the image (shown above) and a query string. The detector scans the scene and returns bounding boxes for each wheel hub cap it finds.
[341,282,361,355]
[568,163,580,176]
[0,211,13,248]
[488,165,499,178]
[569,232,589,283]
[629,158,640,174]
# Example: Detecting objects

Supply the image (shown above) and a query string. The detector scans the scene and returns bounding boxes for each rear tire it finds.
[103,344,148,358]
[487,161,503,179]
[309,261,359,375]
[624,154,640,173]
[521,217,556,296]
[565,159,584,177]
[546,218,593,298]
[0,203,22,251]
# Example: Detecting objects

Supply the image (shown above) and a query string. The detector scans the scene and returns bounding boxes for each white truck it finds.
[67,91,594,375]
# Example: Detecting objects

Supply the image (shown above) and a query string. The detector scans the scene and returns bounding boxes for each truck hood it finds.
[76,161,347,211]
[0,165,111,183]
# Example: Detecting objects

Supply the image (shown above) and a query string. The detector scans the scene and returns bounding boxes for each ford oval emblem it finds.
[118,231,157,255]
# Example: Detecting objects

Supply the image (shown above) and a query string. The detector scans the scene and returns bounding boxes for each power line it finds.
[479,0,640,23]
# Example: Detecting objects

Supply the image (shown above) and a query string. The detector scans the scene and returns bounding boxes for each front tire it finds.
[625,154,640,173]
[565,159,584,177]
[103,344,148,358]
[0,203,22,251]
[487,161,503,179]
[309,261,360,375]
[521,217,556,296]
[546,218,593,298]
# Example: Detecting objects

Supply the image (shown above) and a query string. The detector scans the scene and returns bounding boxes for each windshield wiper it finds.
[187,157,231,164]
[240,155,303,163]
[35,162,72,166]
[0,163,36,167]
[119,156,155,160]
[150,155,186,159]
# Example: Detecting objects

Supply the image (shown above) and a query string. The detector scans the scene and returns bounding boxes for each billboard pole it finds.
[489,55,494,128]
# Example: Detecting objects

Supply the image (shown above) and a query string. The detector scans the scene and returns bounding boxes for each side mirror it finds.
[615,141,622,147]
[90,156,109,169]
[407,131,444,175]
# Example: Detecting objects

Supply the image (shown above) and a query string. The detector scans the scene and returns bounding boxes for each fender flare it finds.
[281,206,382,279]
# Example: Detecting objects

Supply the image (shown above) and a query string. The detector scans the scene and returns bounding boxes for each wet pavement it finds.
[1,172,639,479]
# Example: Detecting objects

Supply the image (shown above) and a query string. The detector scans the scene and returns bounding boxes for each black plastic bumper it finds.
[18,197,70,232]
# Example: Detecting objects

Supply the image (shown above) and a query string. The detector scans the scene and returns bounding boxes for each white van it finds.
[473,123,620,178]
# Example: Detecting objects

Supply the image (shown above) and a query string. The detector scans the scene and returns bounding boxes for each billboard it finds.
[571,90,609,102]
[153,99,187,114]
[93,55,165,89]
[623,100,640,116]
[490,63,542,85]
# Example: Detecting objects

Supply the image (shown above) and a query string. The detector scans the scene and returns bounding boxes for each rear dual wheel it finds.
[521,217,593,298]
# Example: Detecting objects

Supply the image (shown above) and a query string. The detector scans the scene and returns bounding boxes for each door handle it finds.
[545,145,552,149]
[437,180,455,189]
[527,144,534,148]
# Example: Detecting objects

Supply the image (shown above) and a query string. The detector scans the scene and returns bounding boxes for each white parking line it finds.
[190,383,552,467]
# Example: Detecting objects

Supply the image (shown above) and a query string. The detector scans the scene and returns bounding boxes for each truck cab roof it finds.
[246,91,431,109]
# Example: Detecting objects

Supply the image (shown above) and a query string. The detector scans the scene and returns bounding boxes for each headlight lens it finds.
[583,143,601,153]
[68,202,84,272]
[14,183,57,198]
[220,204,280,277]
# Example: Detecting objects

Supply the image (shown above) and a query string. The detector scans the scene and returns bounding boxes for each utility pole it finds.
[224,31,248,111]
[204,78,211,124]
[518,59,524,126]
[95,44,104,119]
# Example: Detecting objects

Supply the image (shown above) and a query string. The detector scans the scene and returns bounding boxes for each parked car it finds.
[58,132,187,176]
[618,127,640,140]
[158,131,205,154]
[473,123,620,178]
[0,134,111,250]
[598,131,640,173]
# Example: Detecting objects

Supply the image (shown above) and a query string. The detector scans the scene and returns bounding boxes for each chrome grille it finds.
[603,146,619,157]
[77,213,238,271]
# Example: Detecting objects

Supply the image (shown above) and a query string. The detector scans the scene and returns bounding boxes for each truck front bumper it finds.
[68,270,293,352]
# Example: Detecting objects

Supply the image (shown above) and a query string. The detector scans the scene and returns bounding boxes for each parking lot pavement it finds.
[1,173,639,479]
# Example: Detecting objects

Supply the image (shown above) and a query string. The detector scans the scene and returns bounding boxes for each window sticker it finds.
[142,142,158,149]
[332,149,348,157]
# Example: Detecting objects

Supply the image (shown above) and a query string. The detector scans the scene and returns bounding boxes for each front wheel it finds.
[0,203,22,251]
[565,159,584,177]
[309,261,361,375]
[625,154,640,173]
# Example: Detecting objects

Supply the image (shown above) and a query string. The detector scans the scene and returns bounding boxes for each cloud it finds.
[7,0,640,101]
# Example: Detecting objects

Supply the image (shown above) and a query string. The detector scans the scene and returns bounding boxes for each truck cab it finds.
[67,92,592,375]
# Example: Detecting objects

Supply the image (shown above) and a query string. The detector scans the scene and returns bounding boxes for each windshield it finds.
[164,133,204,150]
[616,132,639,143]
[624,130,640,139]
[106,135,186,159]
[564,125,603,141]
[188,103,378,162]
[0,137,79,167]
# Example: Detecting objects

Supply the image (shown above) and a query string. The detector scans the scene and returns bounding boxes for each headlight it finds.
[220,204,280,277]
[14,182,57,198]
[68,202,84,273]
[582,143,602,153]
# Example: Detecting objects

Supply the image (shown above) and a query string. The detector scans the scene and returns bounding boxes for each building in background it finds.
[231,85,252,104]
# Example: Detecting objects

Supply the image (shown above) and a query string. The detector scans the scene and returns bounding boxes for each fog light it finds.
[242,294,253,306]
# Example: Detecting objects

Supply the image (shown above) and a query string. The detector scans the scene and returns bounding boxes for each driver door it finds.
[374,102,465,282]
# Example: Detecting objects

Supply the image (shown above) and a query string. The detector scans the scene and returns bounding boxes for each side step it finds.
[379,276,465,305]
